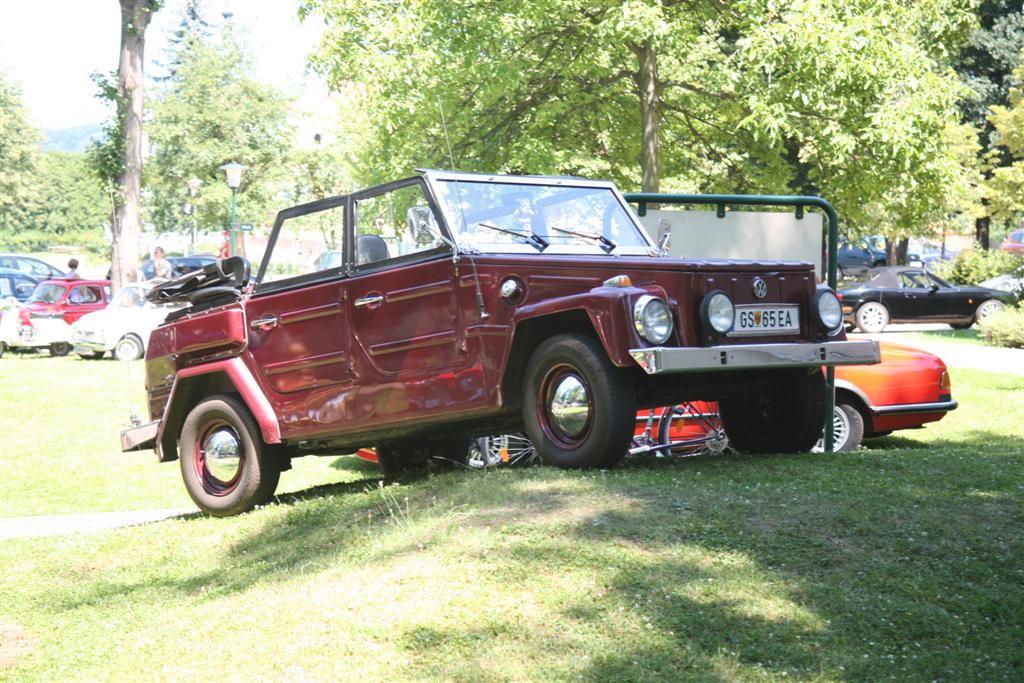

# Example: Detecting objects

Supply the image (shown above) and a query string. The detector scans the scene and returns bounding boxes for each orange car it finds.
[654,341,955,453]
[357,341,955,465]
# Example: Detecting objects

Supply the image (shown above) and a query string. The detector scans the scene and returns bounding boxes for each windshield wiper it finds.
[476,222,548,252]
[548,226,616,253]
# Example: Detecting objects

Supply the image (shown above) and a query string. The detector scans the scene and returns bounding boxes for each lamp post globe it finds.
[219,162,247,256]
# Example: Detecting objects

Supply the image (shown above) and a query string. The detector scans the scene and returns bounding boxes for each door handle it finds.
[354,294,384,308]
[250,315,279,330]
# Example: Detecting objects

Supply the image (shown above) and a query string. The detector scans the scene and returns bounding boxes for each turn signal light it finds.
[940,370,951,391]
[603,275,633,288]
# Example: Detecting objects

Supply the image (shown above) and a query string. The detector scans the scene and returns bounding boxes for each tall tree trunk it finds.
[896,238,909,266]
[110,0,158,292]
[975,215,990,251]
[636,40,660,193]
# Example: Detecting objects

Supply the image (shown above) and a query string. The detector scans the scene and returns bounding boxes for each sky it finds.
[0,0,328,131]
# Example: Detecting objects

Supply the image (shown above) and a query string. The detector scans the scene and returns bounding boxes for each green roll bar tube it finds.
[624,192,842,454]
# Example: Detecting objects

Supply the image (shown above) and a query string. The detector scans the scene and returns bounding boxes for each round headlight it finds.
[633,295,674,344]
[815,289,843,333]
[702,291,734,334]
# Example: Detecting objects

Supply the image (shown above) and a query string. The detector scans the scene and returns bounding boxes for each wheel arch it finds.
[501,309,605,410]
[156,357,281,462]
[834,382,874,434]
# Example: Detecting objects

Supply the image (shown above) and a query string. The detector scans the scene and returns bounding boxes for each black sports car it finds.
[839,266,1014,333]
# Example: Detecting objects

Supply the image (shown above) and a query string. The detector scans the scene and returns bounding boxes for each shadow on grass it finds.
[49,430,1023,680]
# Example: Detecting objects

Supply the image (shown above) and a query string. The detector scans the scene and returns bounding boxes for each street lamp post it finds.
[220,162,247,257]
[185,178,202,255]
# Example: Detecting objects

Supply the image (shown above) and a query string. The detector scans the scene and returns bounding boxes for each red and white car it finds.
[0,279,111,356]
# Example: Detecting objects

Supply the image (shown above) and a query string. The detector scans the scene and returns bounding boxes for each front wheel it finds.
[523,333,636,469]
[719,369,825,454]
[179,395,281,517]
[113,334,144,361]
[855,302,889,333]
[975,299,1005,323]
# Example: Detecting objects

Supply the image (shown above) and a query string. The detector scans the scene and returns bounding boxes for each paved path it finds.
[0,508,195,541]
[849,324,1024,375]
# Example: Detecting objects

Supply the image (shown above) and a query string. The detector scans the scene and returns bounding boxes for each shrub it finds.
[979,307,1024,348]
[934,247,1024,287]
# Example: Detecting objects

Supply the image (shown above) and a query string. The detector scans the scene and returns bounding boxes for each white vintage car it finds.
[71,282,185,360]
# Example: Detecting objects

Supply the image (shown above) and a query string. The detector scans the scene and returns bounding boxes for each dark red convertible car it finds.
[122,171,878,516]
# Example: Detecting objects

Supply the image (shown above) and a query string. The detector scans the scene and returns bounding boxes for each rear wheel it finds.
[830,399,865,452]
[179,395,280,517]
[523,333,636,469]
[49,342,70,357]
[719,369,825,454]
[855,302,889,333]
[113,334,144,361]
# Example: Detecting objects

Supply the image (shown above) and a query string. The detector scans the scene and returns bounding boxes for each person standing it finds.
[151,247,172,279]
[66,258,81,279]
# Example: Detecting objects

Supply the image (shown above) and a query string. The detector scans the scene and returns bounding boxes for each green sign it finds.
[236,223,254,232]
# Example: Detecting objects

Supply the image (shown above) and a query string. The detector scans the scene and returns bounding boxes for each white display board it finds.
[636,208,823,274]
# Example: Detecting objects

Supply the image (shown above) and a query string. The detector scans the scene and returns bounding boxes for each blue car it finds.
[0,267,40,302]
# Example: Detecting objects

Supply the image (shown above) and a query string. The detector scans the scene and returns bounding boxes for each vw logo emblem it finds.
[752,277,768,299]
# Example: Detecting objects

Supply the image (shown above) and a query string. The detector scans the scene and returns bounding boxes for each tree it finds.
[6,152,112,253]
[303,0,974,245]
[953,0,1024,247]
[986,58,1024,222]
[146,14,293,236]
[0,69,43,241]
[90,0,161,291]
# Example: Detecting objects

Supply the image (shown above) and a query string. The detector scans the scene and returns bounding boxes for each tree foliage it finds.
[303,0,975,238]
[7,152,112,253]
[0,69,43,240]
[147,16,294,232]
[985,57,1024,221]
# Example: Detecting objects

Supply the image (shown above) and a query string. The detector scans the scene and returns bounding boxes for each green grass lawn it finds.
[894,328,988,346]
[1,355,1022,681]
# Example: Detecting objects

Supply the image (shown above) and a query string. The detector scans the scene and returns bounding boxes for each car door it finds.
[925,272,972,319]
[246,198,353,436]
[346,179,469,426]
[63,284,108,324]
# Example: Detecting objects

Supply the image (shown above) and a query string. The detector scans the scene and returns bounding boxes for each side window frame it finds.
[254,194,350,296]
[349,177,453,275]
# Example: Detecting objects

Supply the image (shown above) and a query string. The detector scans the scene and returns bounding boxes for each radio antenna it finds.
[438,95,488,321]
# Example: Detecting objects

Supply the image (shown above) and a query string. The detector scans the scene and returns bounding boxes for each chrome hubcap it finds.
[202,427,242,482]
[549,375,590,438]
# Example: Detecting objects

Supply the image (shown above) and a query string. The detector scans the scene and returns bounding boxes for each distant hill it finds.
[42,125,102,153]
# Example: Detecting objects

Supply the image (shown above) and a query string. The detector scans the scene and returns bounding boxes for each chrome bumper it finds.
[629,340,880,375]
[121,420,158,452]
[873,399,958,415]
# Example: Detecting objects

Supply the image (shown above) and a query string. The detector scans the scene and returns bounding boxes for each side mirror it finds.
[930,284,939,292]
[407,206,439,246]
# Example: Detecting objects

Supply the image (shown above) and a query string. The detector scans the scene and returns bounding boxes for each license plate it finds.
[73,345,95,355]
[730,305,800,336]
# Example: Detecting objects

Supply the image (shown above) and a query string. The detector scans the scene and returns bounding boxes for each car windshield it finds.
[111,287,148,308]
[431,179,652,255]
[27,283,65,304]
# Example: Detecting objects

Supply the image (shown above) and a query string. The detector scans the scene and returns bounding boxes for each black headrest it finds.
[357,234,390,264]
